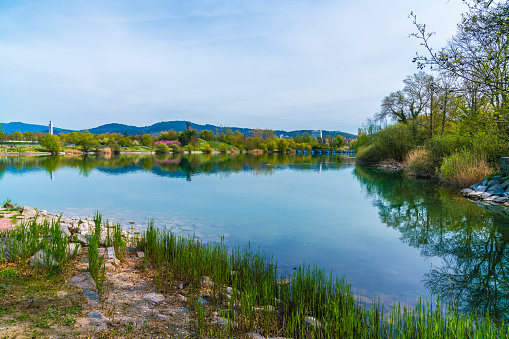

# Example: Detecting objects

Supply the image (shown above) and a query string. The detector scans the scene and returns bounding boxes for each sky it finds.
[0,0,466,134]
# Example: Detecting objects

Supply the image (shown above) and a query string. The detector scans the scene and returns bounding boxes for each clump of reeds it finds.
[88,212,106,297]
[137,224,509,338]
[440,150,493,187]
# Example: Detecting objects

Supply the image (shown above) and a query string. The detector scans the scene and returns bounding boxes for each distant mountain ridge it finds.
[1,121,356,139]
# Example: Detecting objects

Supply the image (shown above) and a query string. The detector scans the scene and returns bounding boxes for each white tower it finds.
[49,121,53,135]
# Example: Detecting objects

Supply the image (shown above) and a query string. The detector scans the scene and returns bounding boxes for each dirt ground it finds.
[0,250,197,339]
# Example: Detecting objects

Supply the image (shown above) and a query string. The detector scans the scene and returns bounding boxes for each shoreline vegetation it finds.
[351,1,508,188]
[1,202,509,338]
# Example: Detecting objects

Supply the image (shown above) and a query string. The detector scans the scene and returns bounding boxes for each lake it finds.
[1,153,508,317]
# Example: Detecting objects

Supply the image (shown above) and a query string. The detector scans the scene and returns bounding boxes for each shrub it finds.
[169,144,181,153]
[440,150,493,187]
[201,143,213,153]
[405,148,435,176]
[183,144,193,153]
[155,144,171,154]
[425,134,469,170]
[356,124,413,163]
[219,143,228,153]
[40,134,61,154]
[356,143,384,163]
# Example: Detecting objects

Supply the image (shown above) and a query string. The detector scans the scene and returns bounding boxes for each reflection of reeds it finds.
[137,222,508,338]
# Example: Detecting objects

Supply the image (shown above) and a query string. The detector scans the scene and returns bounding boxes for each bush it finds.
[40,134,61,154]
[183,144,193,153]
[219,143,228,153]
[425,134,469,170]
[356,143,384,162]
[169,144,181,153]
[155,144,171,154]
[201,143,213,153]
[356,124,413,163]
[406,148,435,176]
[440,150,493,186]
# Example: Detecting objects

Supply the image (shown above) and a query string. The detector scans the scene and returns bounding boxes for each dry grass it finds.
[440,151,493,187]
[403,147,428,166]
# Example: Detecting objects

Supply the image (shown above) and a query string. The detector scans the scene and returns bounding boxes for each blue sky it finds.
[0,0,465,133]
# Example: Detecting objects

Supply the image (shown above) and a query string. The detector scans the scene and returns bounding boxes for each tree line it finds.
[0,125,345,154]
[352,0,509,185]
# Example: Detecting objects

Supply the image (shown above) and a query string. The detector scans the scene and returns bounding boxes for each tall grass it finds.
[440,150,493,187]
[137,223,509,338]
[88,212,106,297]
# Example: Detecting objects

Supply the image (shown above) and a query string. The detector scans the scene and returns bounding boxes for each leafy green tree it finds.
[333,135,344,148]
[276,138,290,152]
[178,129,198,146]
[11,131,23,141]
[40,134,61,154]
[199,130,215,141]
[77,130,98,152]
[141,134,154,147]
[266,139,277,152]
[23,132,35,141]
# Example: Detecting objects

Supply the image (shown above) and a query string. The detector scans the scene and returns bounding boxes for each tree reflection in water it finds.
[354,165,509,318]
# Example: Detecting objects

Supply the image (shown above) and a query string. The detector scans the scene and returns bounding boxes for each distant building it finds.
[49,121,53,135]
[310,130,322,139]
[344,138,357,144]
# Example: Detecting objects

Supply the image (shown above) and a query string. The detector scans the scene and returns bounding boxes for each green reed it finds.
[137,223,509,339]
[88,212,106,297]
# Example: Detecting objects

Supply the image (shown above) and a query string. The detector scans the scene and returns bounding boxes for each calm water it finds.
[1,153,508,316]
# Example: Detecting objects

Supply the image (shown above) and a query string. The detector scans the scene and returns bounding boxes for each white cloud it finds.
[0,0,465,133]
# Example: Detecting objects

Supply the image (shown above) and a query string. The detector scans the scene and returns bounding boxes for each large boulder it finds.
[0,238,21,260]
[29,249,57,268]
[21,206,37,218]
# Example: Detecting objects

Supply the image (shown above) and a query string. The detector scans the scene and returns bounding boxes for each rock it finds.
[143,293,165,303]
[201,293,215,302]
[89,311,103,319]
[461,188,474,196]
[176,294,188,302]
[126,246,138,253]
[72,234,88,245]
[0,238,21,260]
[68,272,97,290]
[494,187,506,195]
[488,179,500,186]
[136,251,144,258]
[219,292,231,301]
[3,202,15,209]
[197,296,208,305]
[481,192,492,199]
[66,243,82,256]
[493,196,509,203]
[247,333,265,339]
[155,314,168,320]
[39,210,48,216]
[487,184,502,193]
[304,316,323,328]
[482,179,488,186]
[202,276,214,288]
[477,186,487,193]
[59,224,71,237]
[502,180,509,189]
[30,249,58,268]
[21,206,37,218]
[0,219,14,233]
[83,288,99,301]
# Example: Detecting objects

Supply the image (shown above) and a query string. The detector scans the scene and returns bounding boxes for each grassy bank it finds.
[136,222,509,338]
[2,205,508,338]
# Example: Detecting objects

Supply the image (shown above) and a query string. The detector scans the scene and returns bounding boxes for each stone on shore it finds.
[0,218,14,233]
[29,249,58,268]
[68,272,97,290]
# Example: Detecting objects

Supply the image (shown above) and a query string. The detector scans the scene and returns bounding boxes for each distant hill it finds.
[0,122,73,134]
[1,121,356,139]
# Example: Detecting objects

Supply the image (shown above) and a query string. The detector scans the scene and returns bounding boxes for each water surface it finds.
[1,153,508,316]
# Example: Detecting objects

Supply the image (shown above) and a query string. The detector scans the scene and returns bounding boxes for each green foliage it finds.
[179,129,198,146]
[219,143,228,153]
[199,130,215,141]
[356,124,413,162]
[424,134,470,172]
[76,130,97,152]
[201,143,213,153]
[169,144,181,153]
[141,134,154,147]
[333,135,344,148]
[440,150,493,186]
[40,134,61,154]
[155,144,171,154]
[88,212,106,298]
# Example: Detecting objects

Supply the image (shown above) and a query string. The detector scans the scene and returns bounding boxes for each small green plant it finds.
[88,212,106,298]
